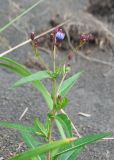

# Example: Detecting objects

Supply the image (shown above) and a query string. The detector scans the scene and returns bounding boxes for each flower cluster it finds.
[80,33,93,42]
[50,28,65,47]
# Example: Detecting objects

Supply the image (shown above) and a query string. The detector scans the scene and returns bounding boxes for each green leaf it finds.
[13,70,51,87]
[0,57,53,110]
[0,0,44,33]
[54,132,113,159]
[0,58,66,139]
[60,97,69,109]
[59,72,83,96]
[45,116,51,134]
[0,119,44,160]
[0,62,29,76]
[20,132,44,160]
[55,114,73,138]
[20,132,42,149]
[0,120,45,160]
[33,81,53,110]
[0,58,67,152]
[56,97,69,110]
[55,120,66,139]
[73,132,113,148]
[9,138,76,160]
[34,118,48,138]
[0,121,36,133]
[57,147,84,160]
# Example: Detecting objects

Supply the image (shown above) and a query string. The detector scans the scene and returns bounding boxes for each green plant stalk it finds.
[47,44,57,160]
[53,40,57,106]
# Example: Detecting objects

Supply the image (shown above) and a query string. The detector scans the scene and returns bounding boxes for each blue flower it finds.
[55,31,65,41]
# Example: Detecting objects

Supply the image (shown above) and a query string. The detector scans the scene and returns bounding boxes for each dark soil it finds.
[0,0,114,159]
[87,0,114,22]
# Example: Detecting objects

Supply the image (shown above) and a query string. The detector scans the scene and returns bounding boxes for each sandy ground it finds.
[0,0,114,159]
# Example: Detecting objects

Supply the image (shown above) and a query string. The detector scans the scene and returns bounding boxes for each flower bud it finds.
[50,33,55,42]
[80,33,93,42]
[33,39,39,48]
[30,32,35,40]
[68,52,74,61]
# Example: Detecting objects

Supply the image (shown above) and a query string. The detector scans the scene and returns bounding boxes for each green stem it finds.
[53,44,56,73]
[52,43,57,105]
[47,44,57,160]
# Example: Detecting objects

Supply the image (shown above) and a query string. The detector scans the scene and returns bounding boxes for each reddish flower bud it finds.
[30,32,35,40]
[80,33,93,42]
[57,95,62,100]
[68,52,74,61]
[53,27,60,33]
[50,33,55,42]
[33,39,39,48]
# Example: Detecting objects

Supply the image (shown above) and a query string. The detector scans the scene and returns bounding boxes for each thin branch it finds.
[102,137,114,140]
[0,19,71,58]
[65,27,114,68]
[19,107,28,120]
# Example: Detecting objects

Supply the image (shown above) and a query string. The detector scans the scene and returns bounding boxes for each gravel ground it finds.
[0,0,114,159]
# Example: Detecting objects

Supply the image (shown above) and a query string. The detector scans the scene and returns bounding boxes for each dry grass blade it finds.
[0,0,44,33]
[19,107,28,120]
[102,137,114,140]
[78,112,91,117]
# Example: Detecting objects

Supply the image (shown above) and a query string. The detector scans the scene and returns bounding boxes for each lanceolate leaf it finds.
[0,57,53,110]
[54,132,113,159]
[55,120,66,139]
[9,138,76,160]
[59,72,83,96]
[0,121,36,133]
[20,132,44,160]
[33,81,53,110]
[55,114,73,138]
[34,118,47,138]
[13,70,51,87]
[73,132,113,148]
[57,147,84,160]
[20,132,42,149]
